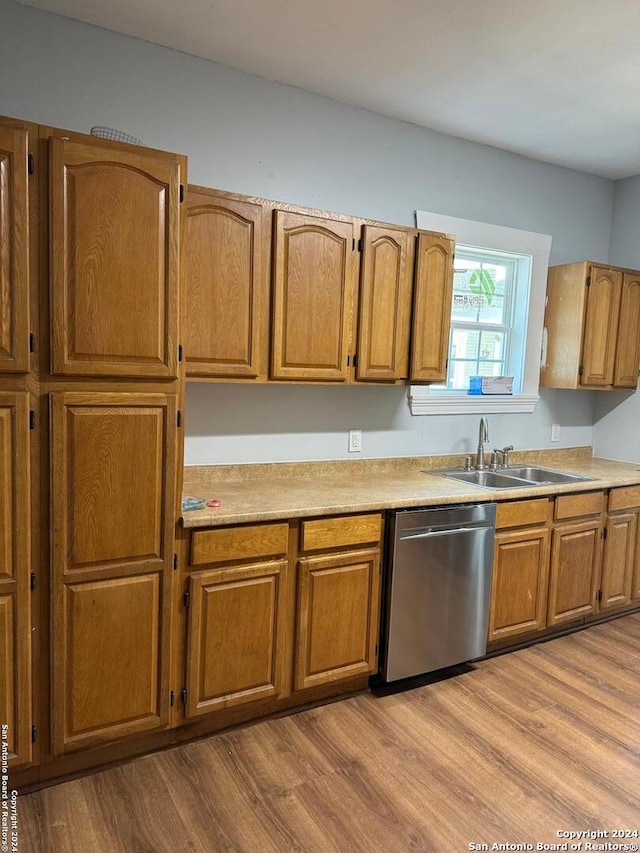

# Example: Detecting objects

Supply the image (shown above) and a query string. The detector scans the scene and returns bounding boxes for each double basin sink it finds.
[432,465,594,491]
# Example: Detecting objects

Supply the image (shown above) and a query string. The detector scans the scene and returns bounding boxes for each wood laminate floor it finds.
[18,614,640,852]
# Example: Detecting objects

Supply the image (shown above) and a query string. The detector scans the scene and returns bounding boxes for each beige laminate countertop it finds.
[181,447,640,528]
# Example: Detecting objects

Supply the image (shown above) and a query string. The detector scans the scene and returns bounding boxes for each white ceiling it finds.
[16,0,640,179]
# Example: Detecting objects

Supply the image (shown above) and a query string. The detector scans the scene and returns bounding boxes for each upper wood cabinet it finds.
[271,210,357,381]
[409,232,455,383]
[0,124,30,374]
[49,136,181,379]
[185,187,268,379]
[355,224,414,382]
[50,391,177,753]
[541,262,640,389]
[0,393,32,767]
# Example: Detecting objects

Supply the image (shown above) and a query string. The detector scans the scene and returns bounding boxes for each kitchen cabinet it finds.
[547,492,604,626]
[294,514,382,690]
[410,232,455,382]
[355,224,414,381]
[0,393,32,767]
[184,523,289,718]
[50,392,178,753]
[488,498,551,642]
[49,135,182,379]
[184,187,269,379]
[600,486,640,610]
[541,262,640,389]
[0,123,30,374]
[271,209,357,381]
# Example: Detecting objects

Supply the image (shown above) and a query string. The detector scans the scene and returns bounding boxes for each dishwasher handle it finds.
[400,525,493,542]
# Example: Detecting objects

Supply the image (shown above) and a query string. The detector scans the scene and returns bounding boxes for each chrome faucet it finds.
[475,417,489,470]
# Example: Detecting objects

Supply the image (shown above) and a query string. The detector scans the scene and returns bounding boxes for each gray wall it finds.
[0,0,619,464]
[593,175,640,463]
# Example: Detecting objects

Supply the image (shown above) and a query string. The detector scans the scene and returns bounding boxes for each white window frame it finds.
[410,211,552,415]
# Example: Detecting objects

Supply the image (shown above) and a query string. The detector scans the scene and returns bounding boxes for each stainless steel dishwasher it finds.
[381,503,496,682]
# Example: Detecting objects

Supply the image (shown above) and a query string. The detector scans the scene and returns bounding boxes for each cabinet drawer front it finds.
[608,485,640,513]
[554,491,604,521]
[300,514,382,553]
[496,498,551,530]
[191,523,289,566]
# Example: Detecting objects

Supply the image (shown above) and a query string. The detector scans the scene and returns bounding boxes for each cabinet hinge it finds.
[177,410,182,428]
[352,353,358,368]
[179,184,184,203]
[352,238,356,251]
[170,690,175,707]
[375,642,379,655]
[29,410,36,430]
[28,153,34,175]
[183,590,190,608]
[602,527,607,539]
[445,358,449,370]
[178,344,183,363]
[180,688,187,705]
[173,553,178,571]
[586,275,591,287]
[31,725,37,743]
[30,571,36,591]
[29,332,36,353]
[357,238,363,252]
[578,366,584,377]
[596,589,603,602]
[347,355,350,367]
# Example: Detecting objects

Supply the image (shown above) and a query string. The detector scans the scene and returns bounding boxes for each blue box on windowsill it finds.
[468,376,483,395]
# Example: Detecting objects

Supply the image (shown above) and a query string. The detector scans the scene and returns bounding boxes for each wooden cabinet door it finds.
[185,189,267,378]
[410,232,454,382]
[488,527,550,641]
[581,266,622,386]
[185,560,287,718]
[0,393,31,766]
[271,210,356,381]
[600,513,636,610]
[50,392,177,753]
[295,549,380,690]
[633,520,640,601]
[49,137,180,379]
[548,520,601,625]
[613,272,640,388]
[0,125,30,373]
[356,225,413,381]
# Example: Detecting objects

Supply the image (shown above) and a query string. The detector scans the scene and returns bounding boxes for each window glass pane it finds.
[452,257,512,326]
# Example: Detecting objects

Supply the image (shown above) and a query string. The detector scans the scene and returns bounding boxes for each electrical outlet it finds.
[550,423,561,442]
[348,429,362,453]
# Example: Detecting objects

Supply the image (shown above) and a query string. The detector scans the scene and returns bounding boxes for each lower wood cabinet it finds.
[0,393,32,767]
[601,485,640,610]
[185,560,287,717]
[488,499,551,642]
[50,392,178,754]
[547,492,604,626]
[295,549,380,690]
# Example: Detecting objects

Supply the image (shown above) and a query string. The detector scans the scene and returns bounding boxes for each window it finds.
[410,211,552,415]
[439,246,531,393]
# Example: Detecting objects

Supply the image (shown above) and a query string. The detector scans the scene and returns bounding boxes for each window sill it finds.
[408,390,539,415]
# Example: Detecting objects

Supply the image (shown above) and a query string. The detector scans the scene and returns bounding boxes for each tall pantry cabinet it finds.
[44,129,185,755]
[0,118,36,768]
[0,113,187,774]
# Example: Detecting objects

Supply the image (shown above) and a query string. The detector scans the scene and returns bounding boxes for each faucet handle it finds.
[501,445,514,467]
[489,450,501,470]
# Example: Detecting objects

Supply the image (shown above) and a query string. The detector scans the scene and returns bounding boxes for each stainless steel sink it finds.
[429,465,595,490]
[502,466,592,485]
[440,470,531,489]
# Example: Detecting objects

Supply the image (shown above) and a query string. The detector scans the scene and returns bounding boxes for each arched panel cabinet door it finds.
[185,188,268,379]
[580,266,621,387]
[410,232,454,383]
[49,136,181,379]
[613,271,640,388]
[0,124,30,374]
[271,210,357,382]
[356,224,414,382]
